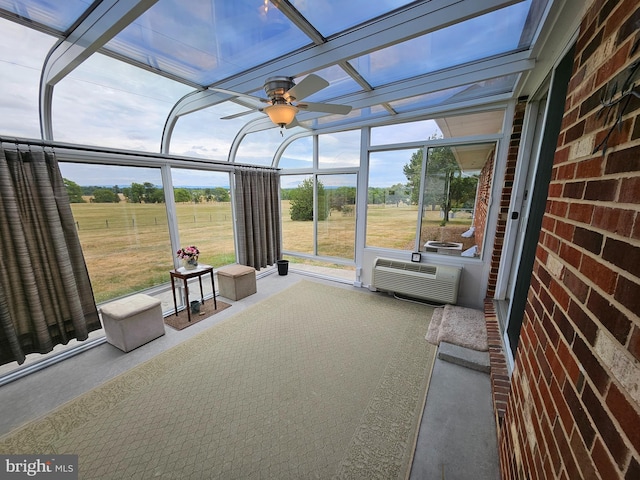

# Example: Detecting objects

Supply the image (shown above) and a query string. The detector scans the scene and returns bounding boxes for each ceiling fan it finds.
[209,74,352,128]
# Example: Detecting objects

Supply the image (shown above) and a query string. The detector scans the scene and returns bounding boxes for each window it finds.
[281,174,314,254]
[366,149,419,250]
[317,174,357,260]
[171,168,235,268]
[277,136,313,169]
[318,130,360,168]
[59,162,172,304]
[367,142,495,257]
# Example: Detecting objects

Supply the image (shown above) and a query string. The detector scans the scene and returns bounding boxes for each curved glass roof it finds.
[0,0,554,160]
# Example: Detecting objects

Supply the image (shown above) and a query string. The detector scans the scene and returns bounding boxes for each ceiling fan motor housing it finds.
[264,76,296,102]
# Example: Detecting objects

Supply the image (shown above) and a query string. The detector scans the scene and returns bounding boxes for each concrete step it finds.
[437,341,490,373]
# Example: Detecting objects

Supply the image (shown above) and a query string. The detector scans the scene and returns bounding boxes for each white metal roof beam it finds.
[39,0,158,139]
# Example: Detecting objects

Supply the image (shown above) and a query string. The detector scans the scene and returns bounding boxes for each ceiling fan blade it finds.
[285,74,329,101]
[220,108,263,120]
[208,87,269,109]
[296,102,352,115]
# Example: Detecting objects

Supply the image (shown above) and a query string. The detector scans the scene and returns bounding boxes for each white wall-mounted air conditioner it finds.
[372,257,462,304]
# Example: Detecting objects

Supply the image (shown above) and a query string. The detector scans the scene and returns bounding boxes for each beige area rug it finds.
[164,299,231,330]
[425,304,488,351]
[0,281,436,480]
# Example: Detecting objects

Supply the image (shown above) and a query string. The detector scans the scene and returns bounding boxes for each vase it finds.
[183,256,199,270]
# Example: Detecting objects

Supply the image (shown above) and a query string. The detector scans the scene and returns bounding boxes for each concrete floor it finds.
[0,270,499,479]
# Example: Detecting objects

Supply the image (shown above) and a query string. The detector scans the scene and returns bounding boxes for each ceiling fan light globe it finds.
[264,103,298,127]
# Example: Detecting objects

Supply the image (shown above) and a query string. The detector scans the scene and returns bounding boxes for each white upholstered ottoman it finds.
[100,294,165,352]
[217,264,257,301]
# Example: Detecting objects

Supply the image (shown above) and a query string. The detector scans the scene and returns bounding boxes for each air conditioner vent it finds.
[372,257,461,304]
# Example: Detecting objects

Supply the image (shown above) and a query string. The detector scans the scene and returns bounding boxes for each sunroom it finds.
[2,0,619,478]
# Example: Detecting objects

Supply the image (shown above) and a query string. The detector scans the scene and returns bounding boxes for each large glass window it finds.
[281,174,314,254]
[317,174,357,260]
[59,163,172,304]
[367,142,494,257]
[366,149,420,250]
[318,130,360,168]
[0,19,56,138]
[419,144,488,257]
[53,54,191,151]
[171,168,235,268]
[277,136,313,169]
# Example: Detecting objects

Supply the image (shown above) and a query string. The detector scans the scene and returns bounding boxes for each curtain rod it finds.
[0,136,278,171]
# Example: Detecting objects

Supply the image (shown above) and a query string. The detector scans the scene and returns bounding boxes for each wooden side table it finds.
[169,264,217,323]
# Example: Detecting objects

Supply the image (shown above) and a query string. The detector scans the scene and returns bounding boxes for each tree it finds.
[289,178,328,221]
[211,187,230,202]
[174,188,192,203]
[92,188,119,203]
[403,143,462,223]
[328,186,356,212]
[403,149,425,206]
[123,182,144,203]
[63,178,85,203]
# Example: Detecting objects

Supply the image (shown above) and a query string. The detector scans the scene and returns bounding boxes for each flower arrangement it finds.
[176,245,199,260]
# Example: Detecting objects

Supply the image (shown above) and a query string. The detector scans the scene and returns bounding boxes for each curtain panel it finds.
[234,168,281,270]
[0,145,100,366]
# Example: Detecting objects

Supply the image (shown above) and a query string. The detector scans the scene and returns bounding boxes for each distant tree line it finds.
[63,179,230,204]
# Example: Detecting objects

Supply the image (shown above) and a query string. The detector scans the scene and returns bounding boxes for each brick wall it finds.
[484,100,527,298]
[498,1,640,479]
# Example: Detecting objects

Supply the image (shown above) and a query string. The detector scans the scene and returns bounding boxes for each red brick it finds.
[563,381,596,448]
[614,275,640,318]
[563,181,585,199]
[573,226,604,255]
[592,436,621,480]
[580,255,617,294]
[568,202,594,223]
[603,237,640,278]
[568,300,598,345]
[575,156,604,178]
[562,269,589,302]
[605,143,640,173]
[570,427,598,479]
[605,382,640,453]
[573,336,610,395]
[585,178,619,201]
[619,176,640,203]
[626,456,640,480]
[592,206,635,236]
[560,243,582,269]
[582,383,630,469]
[594,117,633,150]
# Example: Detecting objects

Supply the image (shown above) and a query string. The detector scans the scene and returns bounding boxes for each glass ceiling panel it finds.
[170,103,264,160]
[348,1,532,87]
[290,0,415,38]
[296,65,362,102]
[389,75,517,113]
[0,0,91,32]
[0,18,56,138]
[105,0,313,86]
[53,53,192,152]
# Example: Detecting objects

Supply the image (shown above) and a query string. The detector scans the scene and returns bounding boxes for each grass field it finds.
[72,200,472,303]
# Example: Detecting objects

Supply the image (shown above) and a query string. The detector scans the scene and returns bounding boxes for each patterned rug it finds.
[0,281,436,479]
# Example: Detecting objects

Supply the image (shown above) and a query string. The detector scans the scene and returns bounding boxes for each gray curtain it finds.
[0,144,100,366]
[234,168,281,270]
